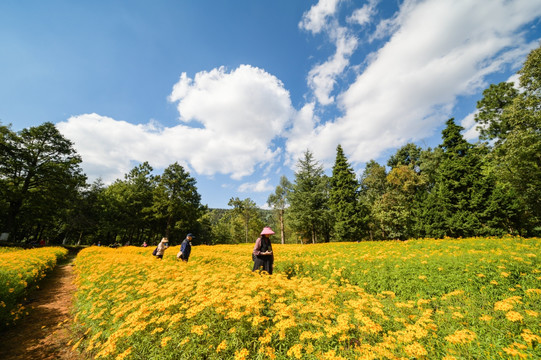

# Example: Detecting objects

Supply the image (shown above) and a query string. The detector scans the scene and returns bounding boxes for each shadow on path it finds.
[0,254,82,360]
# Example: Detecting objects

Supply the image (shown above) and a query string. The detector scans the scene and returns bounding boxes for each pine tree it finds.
[287,150,330,243]
[329,145,361,241]
[424,119,487,237]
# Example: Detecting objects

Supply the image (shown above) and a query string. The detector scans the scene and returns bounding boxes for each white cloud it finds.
[347,0,378,26]
[461,112,480,141]
[58,65,294,183]
[238,179,274,193]
[288,0,541,167]
[57,113,182,183]
[300,0,359,106]
[308,26,358,105]
[299,0,342,34]
[285,102,319,167]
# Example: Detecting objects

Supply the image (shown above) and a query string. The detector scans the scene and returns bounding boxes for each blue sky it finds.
[2,0,541,209]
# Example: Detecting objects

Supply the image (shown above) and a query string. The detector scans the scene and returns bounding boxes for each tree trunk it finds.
[244,214,250,243]
[166,214,173,239]
[280,209,285,245]
[6,200,22,241]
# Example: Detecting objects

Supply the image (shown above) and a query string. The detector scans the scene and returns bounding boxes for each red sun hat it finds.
[260,226,275,235]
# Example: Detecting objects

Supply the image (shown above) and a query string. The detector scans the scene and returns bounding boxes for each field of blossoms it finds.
[0,246,68,328]
[71,237,541,359]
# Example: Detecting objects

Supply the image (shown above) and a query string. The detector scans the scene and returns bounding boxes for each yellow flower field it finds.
[0,246,68,328]
[72,237,540,359]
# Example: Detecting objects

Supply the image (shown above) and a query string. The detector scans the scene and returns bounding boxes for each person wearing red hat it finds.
[252,226,275,274]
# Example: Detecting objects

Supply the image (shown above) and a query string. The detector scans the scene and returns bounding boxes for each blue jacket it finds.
[180,239,192,260]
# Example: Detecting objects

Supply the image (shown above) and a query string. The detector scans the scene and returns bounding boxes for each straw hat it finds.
[260,227,275,235]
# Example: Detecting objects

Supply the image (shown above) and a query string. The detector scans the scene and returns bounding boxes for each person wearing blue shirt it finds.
[178,233,194,262]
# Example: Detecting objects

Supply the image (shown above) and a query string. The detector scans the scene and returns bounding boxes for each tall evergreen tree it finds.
[287,150,329,243]
[423,119,487,238]
[387,143,423,170]
[475,45,541,233]
[329,145,362,241]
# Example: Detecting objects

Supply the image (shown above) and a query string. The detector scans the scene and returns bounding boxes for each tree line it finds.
[277,45,540,242]
[1,45,540,245]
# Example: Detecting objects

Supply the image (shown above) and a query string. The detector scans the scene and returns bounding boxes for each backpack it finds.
[152,246,158,256]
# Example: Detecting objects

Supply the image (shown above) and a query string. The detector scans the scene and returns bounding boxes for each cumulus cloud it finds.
[461,112,480,141]
[307,26,359,105]
[288,0,541,166]
[238,179,274,193]
[58,65,294,183]
[299,0,342,34]
[301,0,358,106]
[347,0,378,27]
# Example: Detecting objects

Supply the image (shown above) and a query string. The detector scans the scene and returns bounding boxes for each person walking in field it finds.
[177,233,194,262]
[154,237,169,259]
[252,226,275,274]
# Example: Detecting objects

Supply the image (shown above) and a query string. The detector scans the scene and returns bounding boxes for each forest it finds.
[1,45,540,246]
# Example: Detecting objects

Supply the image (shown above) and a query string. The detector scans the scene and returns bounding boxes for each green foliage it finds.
[0,122,85,242]
[228,197,262,243]
[267,176,291,244]
[359,160,387,240]
[0,247,68,329]
[474,45,541,234]
[329,145,363,241]
[287,150,331,243]
[387,143,422,170]
[153,163,203,241]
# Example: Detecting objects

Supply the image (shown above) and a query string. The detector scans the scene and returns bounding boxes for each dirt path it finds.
[0,255,82,360]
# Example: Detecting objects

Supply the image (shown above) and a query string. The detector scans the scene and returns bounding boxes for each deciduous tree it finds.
[267,176,291,244]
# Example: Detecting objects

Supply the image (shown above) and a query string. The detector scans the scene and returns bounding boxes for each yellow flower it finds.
[404,342,427,358]
[445,329,476,344]
[452,312,464,319]
[71,338,83,351]
[259,346,276,359]
[500,272,510,277]
[505,311,523,322]
[287,343,303,359]
[161,336,172,347]
[259,330,272,344]
[521,329,541,344]
[494,301,513,311]
[190,324,208,335]
[234,348,250,360]
[216,340,227,353]
[525,288,541,296]
[525,310,538,317]
[151,327,164,334]
[479,315,492,322]
[115,347,132,360]
[502,346,526,358]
